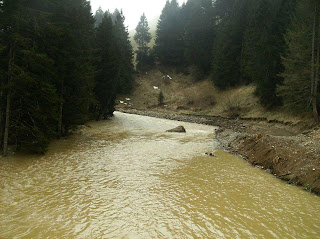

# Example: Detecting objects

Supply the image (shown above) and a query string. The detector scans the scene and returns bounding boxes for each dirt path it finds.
[118,108,320,195]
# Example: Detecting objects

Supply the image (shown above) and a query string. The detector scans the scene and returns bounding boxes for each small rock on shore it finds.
[166,125,186,133]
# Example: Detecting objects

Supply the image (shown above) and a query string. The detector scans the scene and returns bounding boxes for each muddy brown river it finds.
[1,112,320,238]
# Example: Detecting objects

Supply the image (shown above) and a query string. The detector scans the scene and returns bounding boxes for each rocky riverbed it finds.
[119,108,320,195]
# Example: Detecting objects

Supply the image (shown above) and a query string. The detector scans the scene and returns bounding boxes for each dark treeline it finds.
[1,0,319,154]
[154,0,295,106]
[0,0,133,154]
[135,0,319,123]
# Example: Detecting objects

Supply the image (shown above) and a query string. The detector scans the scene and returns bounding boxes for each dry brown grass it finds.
[221,94,242,118]
[212,86,254,118]
[117,67,309,125]
[182,81,216,108]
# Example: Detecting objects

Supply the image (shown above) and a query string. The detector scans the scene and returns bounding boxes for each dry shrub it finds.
[183,83,216,107]
[221,92,242,118]
[183,88,195,105]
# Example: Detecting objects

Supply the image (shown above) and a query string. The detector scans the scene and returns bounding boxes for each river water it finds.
[1,112,320,238]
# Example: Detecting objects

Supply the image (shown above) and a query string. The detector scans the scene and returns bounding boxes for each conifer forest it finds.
[1,0,320,154]
[0,0,134,154]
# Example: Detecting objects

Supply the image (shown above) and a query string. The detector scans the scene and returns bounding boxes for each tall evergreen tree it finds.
[211,0,296,108]
[214,0,237,19]
[211,0,249,89]
[155,0,184,67]
[134,13,153,71]
[278,0,319,122]
[0,0,60,153]
[94,12,119,120]
[113,9,134,94]
[48,0,95,136]
[0,1,134,154]
[183,0,215,75]
[94,7,104,28]
[241,0,296,107]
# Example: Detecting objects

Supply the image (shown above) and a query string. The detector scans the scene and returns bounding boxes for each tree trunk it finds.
[3,90,11,156]
[57,80,64,138]
[313,11,320,124]
[3,46,15,156]
[97,106,108,121]
[97,96,113,121]
[0,81,4,147]
[311,7,316,100]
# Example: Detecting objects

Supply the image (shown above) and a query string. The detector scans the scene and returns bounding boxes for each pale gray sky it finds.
[90,0,185,31]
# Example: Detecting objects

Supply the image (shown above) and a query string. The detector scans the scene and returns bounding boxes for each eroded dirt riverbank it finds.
[119,108,320,195]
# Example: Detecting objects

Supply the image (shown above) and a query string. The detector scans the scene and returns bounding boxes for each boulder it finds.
[166,125,186,133]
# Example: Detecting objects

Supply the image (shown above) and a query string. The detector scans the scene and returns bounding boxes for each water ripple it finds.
[1,112,320,238]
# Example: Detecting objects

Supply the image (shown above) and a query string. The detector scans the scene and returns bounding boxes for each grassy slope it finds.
[117,67,314,127]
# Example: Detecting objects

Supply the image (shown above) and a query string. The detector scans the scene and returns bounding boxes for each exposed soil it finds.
[118,108,320,195]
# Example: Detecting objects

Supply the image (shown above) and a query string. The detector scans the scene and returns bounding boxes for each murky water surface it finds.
[1,112,320,238]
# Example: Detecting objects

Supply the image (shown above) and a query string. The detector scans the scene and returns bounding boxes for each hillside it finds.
[117,67,313,127]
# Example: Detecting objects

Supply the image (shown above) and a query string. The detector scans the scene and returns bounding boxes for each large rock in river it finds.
[166,125,186,133]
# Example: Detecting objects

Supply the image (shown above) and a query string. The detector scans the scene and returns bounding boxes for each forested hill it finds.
[0,0,134,154]
[1,0,320,155]
[133,0,320,125]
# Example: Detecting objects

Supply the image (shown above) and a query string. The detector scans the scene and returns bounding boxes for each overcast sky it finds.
[89,0,186,31]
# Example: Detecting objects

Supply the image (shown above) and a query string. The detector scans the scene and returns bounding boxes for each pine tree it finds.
[134,13,153,71]
[183,0,215,75]
[158,91,164,105]
[214,0,237,19]
[278,0,319,122]
[0,0,134,154]
[113,9,134,94]
[94,7,104,28]
[94,12,119,120]
[155,0,184,67]
[241,0,296,108]
[0,0,60,153]
[0,0,22,155]
[48,0,95,135]
[211,0,249,89]
[211,0,296,108]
